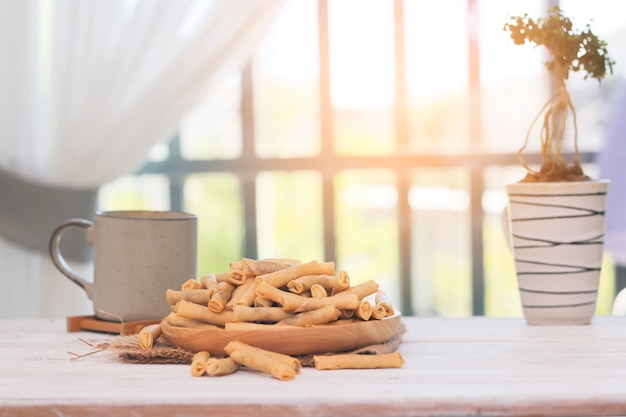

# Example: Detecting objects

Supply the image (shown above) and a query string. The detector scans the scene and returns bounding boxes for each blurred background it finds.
[2,0,625,318]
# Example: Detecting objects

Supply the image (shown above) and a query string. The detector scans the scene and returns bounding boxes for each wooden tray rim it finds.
[161,313,402,356]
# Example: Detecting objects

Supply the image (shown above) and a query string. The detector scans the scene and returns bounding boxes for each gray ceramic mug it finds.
[49,210,197,322]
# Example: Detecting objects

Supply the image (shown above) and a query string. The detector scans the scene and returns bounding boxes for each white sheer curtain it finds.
[0,0,285,318]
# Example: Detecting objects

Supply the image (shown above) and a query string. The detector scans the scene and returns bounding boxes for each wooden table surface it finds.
[1,316,625,417]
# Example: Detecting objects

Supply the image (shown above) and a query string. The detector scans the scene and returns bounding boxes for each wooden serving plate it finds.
[161,314,402,356]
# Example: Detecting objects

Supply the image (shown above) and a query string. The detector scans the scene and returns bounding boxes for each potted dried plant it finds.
[503,7,614,325]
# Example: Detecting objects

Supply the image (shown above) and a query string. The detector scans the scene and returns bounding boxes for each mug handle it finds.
[49,219,95,299]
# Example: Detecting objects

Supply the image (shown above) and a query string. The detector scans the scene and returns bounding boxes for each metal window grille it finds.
[140,0,606,315]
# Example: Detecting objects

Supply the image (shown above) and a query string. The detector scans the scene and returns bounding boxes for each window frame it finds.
[139,0,605,316]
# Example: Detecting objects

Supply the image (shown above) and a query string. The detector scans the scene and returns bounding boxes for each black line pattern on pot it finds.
[522,300,597,309]
[512,233,604,249]
[515,259,601,275]
[509,199,605,222]
[518,287,598,295]
[507,191,607,198]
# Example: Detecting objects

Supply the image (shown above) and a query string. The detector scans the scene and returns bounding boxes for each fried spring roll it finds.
[380,302,395,317]
[191,351,210,377]
[181,278,203,291]
[208,281,236,313]
[230,258,300,278]
[225,278,257,311]
[256,280,359,313]
[224,340,301,373]
[175,300,233,327]
[227,269,247,285]
[276,305,341,327]
[229,349,297,381]
[334,270,351,291]
[375,290,395,317]
[354,300,372,321]
[255,260,335,289]
[205,357,240,376]
[254,297,274,307]
[164,312,220,329]
[214,271,231,283]
[310,284,327,298]
[199,274,219,290]
[313,352,405,370]
[232,305,295,323]
[337,280,379,300]
[339,309,355,319]
[166,289,213,306]
[287,274,333,294]
[371,303,388,320]
[137,324,162,350]
[287,270,351,295]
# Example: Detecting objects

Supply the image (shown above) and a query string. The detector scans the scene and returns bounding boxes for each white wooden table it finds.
[1,316,625,417]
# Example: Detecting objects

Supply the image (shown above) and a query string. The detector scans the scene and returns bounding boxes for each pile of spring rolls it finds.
[166,258,397,328]
[138,258,405,380]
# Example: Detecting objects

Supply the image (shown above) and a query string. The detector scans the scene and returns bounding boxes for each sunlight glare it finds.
[342,184,397,208]
[409,186,469,212]
[405,1,468,94]
[328,0,394,109]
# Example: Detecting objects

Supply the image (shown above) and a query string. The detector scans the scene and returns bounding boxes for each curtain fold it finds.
[0,0,285,318]
[598,82,626,266]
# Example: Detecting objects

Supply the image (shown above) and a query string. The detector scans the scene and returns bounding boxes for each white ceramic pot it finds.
[505,180,610,325]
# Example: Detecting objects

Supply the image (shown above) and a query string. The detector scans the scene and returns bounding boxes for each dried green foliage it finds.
[503,7,614,182]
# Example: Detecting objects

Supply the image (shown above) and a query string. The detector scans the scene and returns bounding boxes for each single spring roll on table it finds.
[229,349,297,381]
[225,341,300,380]
[190,351,211,377]
[224,340,301,373]
[313,352,405,370]
[205,357,240,376]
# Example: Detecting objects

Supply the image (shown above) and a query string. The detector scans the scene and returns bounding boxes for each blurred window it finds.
[100,0,625,316]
